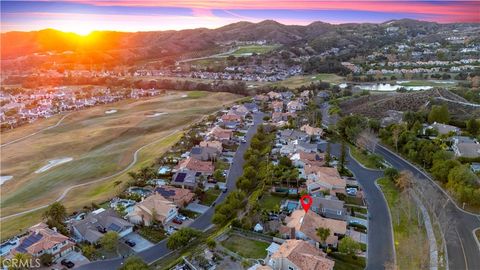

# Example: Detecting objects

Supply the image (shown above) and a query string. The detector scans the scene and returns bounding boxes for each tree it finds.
[39,253,53,266]
[100,231,119,253]
[431,159,461,183]
[356,129,379,152]
[325,143,332,166]
[81,244,98,260]
[119,256,149,270]
[428,105,449,124]
[213,169,225,182]
[391,125,403,152]
[206,238,217,249]
[338,236,361,255]
[316,227,331,246]
[339,141,347,171]
[395,171,413,191]
[44,202,69,236]
[43,202,67,223]
[466,118,479,136]
[6,253,33,270]
[167,228,201,250]
[337,115,368,143]
[384,167,399,181]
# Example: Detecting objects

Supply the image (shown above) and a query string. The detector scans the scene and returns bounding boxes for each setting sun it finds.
[56,22,94,36]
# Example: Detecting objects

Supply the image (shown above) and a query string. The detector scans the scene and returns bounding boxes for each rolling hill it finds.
[2,19,478,68]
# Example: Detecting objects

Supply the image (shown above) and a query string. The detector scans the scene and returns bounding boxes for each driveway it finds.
[186,202,210,214]
[53,250,90,269]
[347,216,368,227]
[122,232,154,252]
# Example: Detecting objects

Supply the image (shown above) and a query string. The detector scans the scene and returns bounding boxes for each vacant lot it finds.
[0,91,241,219]
[221,234,269,259]
[378,178,429,269]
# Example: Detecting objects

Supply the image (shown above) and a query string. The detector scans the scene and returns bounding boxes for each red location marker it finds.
[300,194,313,213]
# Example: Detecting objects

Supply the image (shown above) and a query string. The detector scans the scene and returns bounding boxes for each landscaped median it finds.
[377,176,430,269]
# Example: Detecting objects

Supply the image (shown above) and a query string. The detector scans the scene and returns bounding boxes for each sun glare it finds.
[56,21,95,36]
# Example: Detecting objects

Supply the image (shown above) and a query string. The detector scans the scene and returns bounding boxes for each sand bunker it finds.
[35,158,73,173]
[146,112,168,118]
[105,109,117,114]
[0,176,13,186]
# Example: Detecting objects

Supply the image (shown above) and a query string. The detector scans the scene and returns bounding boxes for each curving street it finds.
[375,145,480,270]
[318,143,393,269]
[77,112,264,270]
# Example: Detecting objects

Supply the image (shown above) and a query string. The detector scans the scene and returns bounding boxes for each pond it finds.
[358,83,433,91]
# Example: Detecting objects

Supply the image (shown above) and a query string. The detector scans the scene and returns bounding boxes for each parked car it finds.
[61,260,75,269]
[240,139,247,143]
[172,218,183,225]
[125,239,136,247]
[223,188,228,193]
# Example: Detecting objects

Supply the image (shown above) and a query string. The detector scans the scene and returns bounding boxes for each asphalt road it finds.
[77,112,264,270]
[318,143,394,269]
[375,145,480,270]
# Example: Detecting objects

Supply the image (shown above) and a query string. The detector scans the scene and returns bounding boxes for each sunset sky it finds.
[1,1,479,34]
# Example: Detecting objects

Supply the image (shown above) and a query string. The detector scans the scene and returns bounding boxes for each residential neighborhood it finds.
[1,7,480,270]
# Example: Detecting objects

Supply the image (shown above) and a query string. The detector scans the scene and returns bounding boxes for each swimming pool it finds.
[286,201,299,211]
[128,187,152,197]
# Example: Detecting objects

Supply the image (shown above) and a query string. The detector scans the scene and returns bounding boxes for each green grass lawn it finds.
[347,205,367,215]
[1,91,243,239]
[187,91,208,99]
[349,146,384,169]
[230,44,280,56]
[234,131,246,137]
[266,73,344,88]
[259,194,284,211]
[137,227,166,243]
[215,160,229,171]
[330,253,366,270]
[378,177,429,269]
[221,234,270,259]
[200,188,221,206]
[397,80,458,88]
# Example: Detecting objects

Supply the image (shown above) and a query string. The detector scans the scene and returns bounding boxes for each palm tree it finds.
[316,227,331,247]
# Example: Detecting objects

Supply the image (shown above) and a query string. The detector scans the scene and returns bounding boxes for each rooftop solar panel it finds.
[107,223,122,232]
[17,233,43,253]
[175,173,186,182]
[154,187,176,197]
[191,147,202,154]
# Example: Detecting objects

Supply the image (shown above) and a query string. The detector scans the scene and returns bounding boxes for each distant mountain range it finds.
[1,19,478,67]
